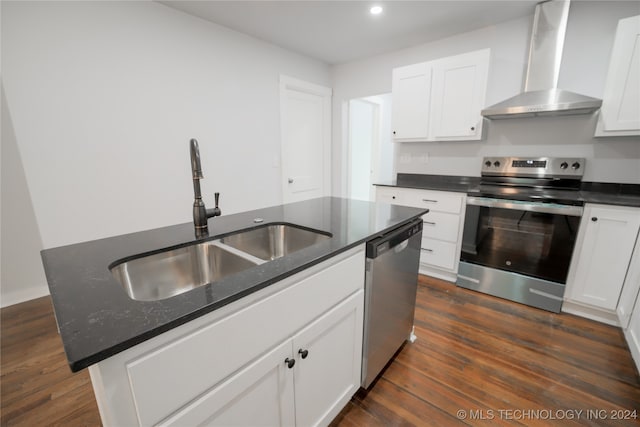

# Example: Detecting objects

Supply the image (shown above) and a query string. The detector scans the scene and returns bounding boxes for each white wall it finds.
[331,1,640,195]
[1,85,49,307]
[1,1,330,305]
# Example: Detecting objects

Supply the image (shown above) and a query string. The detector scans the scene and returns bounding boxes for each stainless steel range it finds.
[457,157,585,312]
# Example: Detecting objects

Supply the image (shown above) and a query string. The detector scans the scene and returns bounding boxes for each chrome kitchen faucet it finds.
[190,138,221,237]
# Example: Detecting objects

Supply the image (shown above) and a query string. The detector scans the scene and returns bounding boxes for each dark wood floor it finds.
[333,276,640,426]
[1,294,100,426]
[2,276,639,426]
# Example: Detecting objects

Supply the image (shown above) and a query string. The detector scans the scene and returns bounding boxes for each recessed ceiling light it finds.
[370,6,383,15]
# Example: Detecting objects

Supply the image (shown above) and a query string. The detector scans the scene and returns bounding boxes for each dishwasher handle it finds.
[366,218,423,259]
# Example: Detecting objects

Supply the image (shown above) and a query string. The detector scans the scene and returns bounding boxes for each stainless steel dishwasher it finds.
[362,217,423,388]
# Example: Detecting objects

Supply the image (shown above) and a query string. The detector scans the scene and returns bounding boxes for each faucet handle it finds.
[213,192,221,216]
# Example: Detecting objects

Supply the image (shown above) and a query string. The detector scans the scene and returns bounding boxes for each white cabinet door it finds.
[618,239,640,328]
[624,291,640,373]
[293,291,364,427]
[596,15,640,136]
[430,49,490,141]
[159,340,295,427]
[568,205,640,310]
[391,62,431,141]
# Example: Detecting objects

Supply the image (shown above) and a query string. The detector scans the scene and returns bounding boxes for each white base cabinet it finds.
[624,289,640,375]
[622,241,640,374]
[89,246,365,427]
[563,204,640,325]
[375,186,466,282]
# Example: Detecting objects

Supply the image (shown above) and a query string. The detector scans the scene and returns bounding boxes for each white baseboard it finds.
[1,285,50,308]
[561,300,620,326]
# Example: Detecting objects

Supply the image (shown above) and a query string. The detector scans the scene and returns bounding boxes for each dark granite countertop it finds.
[375,174,640,208]
[41,197,427,372]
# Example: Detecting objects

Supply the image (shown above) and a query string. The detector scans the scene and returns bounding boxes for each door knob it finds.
[288,178,294,184]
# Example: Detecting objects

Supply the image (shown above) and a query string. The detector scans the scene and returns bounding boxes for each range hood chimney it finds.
[481,0,602,119]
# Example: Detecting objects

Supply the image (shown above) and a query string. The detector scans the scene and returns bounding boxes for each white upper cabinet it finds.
[391,62,432,140]
[429,49,490,141]
[391,48,490,142]
[596,15,640,137]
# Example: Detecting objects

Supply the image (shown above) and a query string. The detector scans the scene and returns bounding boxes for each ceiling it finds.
[159,1,539,65]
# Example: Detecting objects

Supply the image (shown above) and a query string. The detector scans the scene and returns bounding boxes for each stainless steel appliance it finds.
[362,218,422,388]
[481,0,601,119]
[458,157,585,312]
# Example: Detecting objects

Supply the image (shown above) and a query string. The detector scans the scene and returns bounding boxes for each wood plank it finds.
[0,296,101,426]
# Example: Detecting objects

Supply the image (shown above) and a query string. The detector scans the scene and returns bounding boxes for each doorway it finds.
[280,76,332,204]
[347,94,394,201]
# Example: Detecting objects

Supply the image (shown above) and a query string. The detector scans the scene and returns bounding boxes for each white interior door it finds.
[280,76,331,203]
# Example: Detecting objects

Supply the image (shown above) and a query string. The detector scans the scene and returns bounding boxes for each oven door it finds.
[458,196,583,312]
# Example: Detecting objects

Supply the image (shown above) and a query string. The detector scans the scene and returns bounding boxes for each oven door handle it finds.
[466,196,583,216]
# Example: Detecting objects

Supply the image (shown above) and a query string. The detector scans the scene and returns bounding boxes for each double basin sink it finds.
[110,224,331,302]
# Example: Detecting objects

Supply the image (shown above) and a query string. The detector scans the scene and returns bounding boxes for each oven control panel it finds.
[481,157,585,179]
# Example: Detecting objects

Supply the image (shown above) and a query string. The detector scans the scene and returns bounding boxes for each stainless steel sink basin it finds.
[110,242,258,301]
[110,223,331,302]
[219,224,331,261]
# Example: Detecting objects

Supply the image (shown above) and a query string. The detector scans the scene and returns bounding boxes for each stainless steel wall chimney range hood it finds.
[481,0,602,119]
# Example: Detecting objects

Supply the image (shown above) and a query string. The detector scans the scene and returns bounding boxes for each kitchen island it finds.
[41,197,427,426]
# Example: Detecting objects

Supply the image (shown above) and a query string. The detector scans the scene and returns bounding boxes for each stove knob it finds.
[571,162,581,170]
[484,160,492,167]
[493,160,501,167]
[560,162,569,169]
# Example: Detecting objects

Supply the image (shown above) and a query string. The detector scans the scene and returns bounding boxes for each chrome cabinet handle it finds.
[424,221,436,225]
[422,199,438,203]
[423,248,433,253]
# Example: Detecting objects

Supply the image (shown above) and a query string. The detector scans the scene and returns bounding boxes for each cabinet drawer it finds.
[375,187,404,205]
[403,189,463,214]
[420,240,457,271]
[125,249,365,426]
[422,211,460,243]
